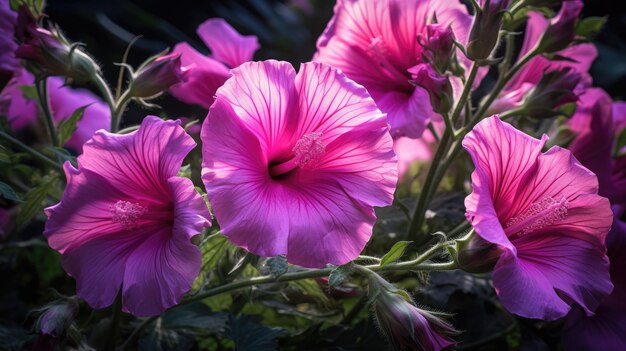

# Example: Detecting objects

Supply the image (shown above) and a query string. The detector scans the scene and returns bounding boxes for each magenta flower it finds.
[169,18,259,109]
[561,206,626,350]
[314,0,478,138]
[201,60,397,268]
[409,63,453,114]
[490,5,596,114]
[536,0,583,53]
[129,53,190,98]
[0,68,110,151]
[463,116,613,320]
[44,116,211,316]
[0,0,19,77]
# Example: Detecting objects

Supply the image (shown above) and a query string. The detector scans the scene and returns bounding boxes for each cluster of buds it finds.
[367,272,457,351]
[417,23,456,74]
[519,67,582,119]
[15,6,100,83]
[466,0,511,63]
[409,63,454,115]
[535,0,583,53]
[34,296,79,339]
[128,52,190,99]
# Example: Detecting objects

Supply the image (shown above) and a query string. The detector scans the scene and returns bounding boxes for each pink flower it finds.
[0,68,110,151]
[537,0,583,53]
[463,116,613,320]
[129,53,190,98]
[409,63,453,114]
[314,0,478,138]
[490,5,596,114]
[560,206,626,350]
[393,135,434,179]
[169,18,259,109]
[0,0,19,76]
[44,116,211,316]
[201,60,397,268]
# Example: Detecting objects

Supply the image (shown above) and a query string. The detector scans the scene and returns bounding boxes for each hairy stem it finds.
[35,78,59,147]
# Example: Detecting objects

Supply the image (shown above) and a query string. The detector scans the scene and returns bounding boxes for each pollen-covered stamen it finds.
[367,36,408,81]
[504,196,569,236]
[269,132,326,177]
[111,200,147,230]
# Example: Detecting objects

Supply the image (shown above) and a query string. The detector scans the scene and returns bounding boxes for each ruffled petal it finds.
[121,225,201,316]
[169,42,231,109]
[78,116,196,197]
[375,88,435,138]
[463,116,547,250]
[214,60,298,160]
[169,176,211,238]
[196,18,259,69]
[201,99,290,256]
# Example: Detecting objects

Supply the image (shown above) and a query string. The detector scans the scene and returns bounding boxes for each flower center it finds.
[503,196,569,236]
[111,200,147,230]
[269,132,326,178]
[367,36,408,82]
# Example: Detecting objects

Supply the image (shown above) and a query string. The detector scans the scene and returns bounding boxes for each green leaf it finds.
[57,105,90,146]
[191,233,236,292]
[177,164,191,178]
[45,146,77,166]
[225,315,282,351]
[16,175,57,228]
[615,127,626,158]
[0,181,21,202]
[266,255,288,278]
[0,145,12,163]
[576,16,607,38]
[380,241,412,267]
[19,85,38,101]
[328,264,351,288]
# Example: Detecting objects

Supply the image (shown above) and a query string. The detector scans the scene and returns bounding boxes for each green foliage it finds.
[266,255,288,278]
[576,16,607,38]
[0,181,22,202]
[16,174,57,228]
[328,264,351,288]
[380,241,412,267]
[225,315,282,351]
[57,105,90,145]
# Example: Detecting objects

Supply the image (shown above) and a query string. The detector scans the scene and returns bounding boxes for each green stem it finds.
[35,78,59,147]
[451,62,479,126]
[92,74,117,130]
[0,131,63,171]
[111,90,132,133]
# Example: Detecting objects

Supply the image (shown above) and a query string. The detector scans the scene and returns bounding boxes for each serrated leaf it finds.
[225,315,282,351]
[380,241,412,267]
[191,233,236,292]
[57,105,89,145]
[328,264,351,288]
[0,181,21,202]
[576,16,607,38]
[266,255,288,278]
[16,175,56,228]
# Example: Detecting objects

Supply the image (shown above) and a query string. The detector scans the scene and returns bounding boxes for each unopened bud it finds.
[129,53,189,98]
[35,297,79,338]
[368,274,457,351]
[467,0,511,62]
[15,6,99,83]
[519,67,582,119]
[409,63,453,115]
[536,0,583,53]
[418,24,456,73]
[456,234,503,273]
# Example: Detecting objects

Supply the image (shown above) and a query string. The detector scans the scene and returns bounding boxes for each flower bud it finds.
[129,53,190,98]
[536,0,583,53]
[417,24,455,73]
[15,6,100,83]
[368,274,457,351]
[467,0,511,62]
[35,297,79,338]
[519,67,582,119]
[456,234,503,273]
[409,63,453,115]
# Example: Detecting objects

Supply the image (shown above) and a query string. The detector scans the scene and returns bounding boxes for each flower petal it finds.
[196,18,259,68]
[78,116,196,197]
[375,88,435,138]
[122,225,201,316]
[214,60,298,160]
[169,42,231,109]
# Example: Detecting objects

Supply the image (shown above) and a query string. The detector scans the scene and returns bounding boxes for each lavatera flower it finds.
[44,117,211,316]
[463,116,613,321]
[201,60,397,268]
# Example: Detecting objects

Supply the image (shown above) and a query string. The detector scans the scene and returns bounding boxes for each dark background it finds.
[44,0,626,127]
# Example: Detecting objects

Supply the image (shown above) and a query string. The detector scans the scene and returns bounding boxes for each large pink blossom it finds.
[201,60,397,268]
[44,116,211,316]
[463,116,612,320]
[169,18,259,109]
[490,2,596,113]
[0,68,110,151]
[314,0,477,138]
